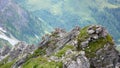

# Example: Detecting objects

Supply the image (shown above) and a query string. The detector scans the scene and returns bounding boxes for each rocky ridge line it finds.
[0,25,120,68]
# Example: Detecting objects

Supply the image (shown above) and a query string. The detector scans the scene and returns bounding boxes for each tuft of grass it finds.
[0,56,9,66]
[32,48,46,57]
[106,34,114,45]
[77,26,89,50]
[85,34,113,58]
[85,37,107,58]
[0,59,16,68]
[54,45,74,57]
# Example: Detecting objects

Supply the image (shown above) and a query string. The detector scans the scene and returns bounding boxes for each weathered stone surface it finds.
[12,54,28,68]
[50,56,59,62]
[91,34,99,39]
[23,44,36,54]
[54,26,80,53]
[63,55,90,68]
[9,42,27,60]
[0,45,10,56]
[39,26,80,56]
[0,41,36,68]
[81,41,89,48]
[87,29,95,34]
[91,44,119,68]
[65,49,73,56]
[0,45,10,61]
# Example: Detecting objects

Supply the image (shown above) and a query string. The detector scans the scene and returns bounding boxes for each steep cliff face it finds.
[0,25,120,68]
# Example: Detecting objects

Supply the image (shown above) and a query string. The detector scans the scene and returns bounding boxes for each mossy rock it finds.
[85,37,111,58]
[77,25,114,58]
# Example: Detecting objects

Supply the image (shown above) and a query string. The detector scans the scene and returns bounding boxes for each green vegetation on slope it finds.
[85,37,111,58]
[54,45,74,57]
[77,26,89,50]
[0,57,9,66]
[22,56,62,68]
[0,59,16,68]
[32,48,46,57]
[77,26,114,58]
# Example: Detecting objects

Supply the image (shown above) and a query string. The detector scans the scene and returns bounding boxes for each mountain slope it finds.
[0,25,120,68]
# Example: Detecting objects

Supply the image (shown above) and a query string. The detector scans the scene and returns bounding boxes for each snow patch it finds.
[0,34,19,46]
[0,27,6,33]
[0,27,19,46]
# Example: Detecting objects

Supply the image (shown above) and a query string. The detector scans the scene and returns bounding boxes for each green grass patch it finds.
[54,45,74,57]
[77,26,89,50]
[0,59,16,68]
[32,48,46,57]
[85,37,108,58]
[22,56,63,68]
[106,34,114,45]
[0,56,9,66]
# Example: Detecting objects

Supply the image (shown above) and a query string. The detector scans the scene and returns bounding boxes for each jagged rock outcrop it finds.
[11,42,36,67]
[9,42,27,61]
[12,54,28,68]
[39,26,80,56]
[63,51,90,68]
[0,25,120,68]
[0,42,36,68]
[0,45,10,56]
[77,25,120,68]
[0,45,10,61]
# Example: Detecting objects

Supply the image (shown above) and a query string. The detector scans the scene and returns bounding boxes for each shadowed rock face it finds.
[0,25,120,68]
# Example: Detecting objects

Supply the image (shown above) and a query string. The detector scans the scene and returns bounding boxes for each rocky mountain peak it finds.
[0,25,120,68]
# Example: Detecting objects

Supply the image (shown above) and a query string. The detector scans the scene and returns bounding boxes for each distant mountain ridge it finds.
[0,0,120,46]
[13,0,120,44]
[0,0,53,45]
